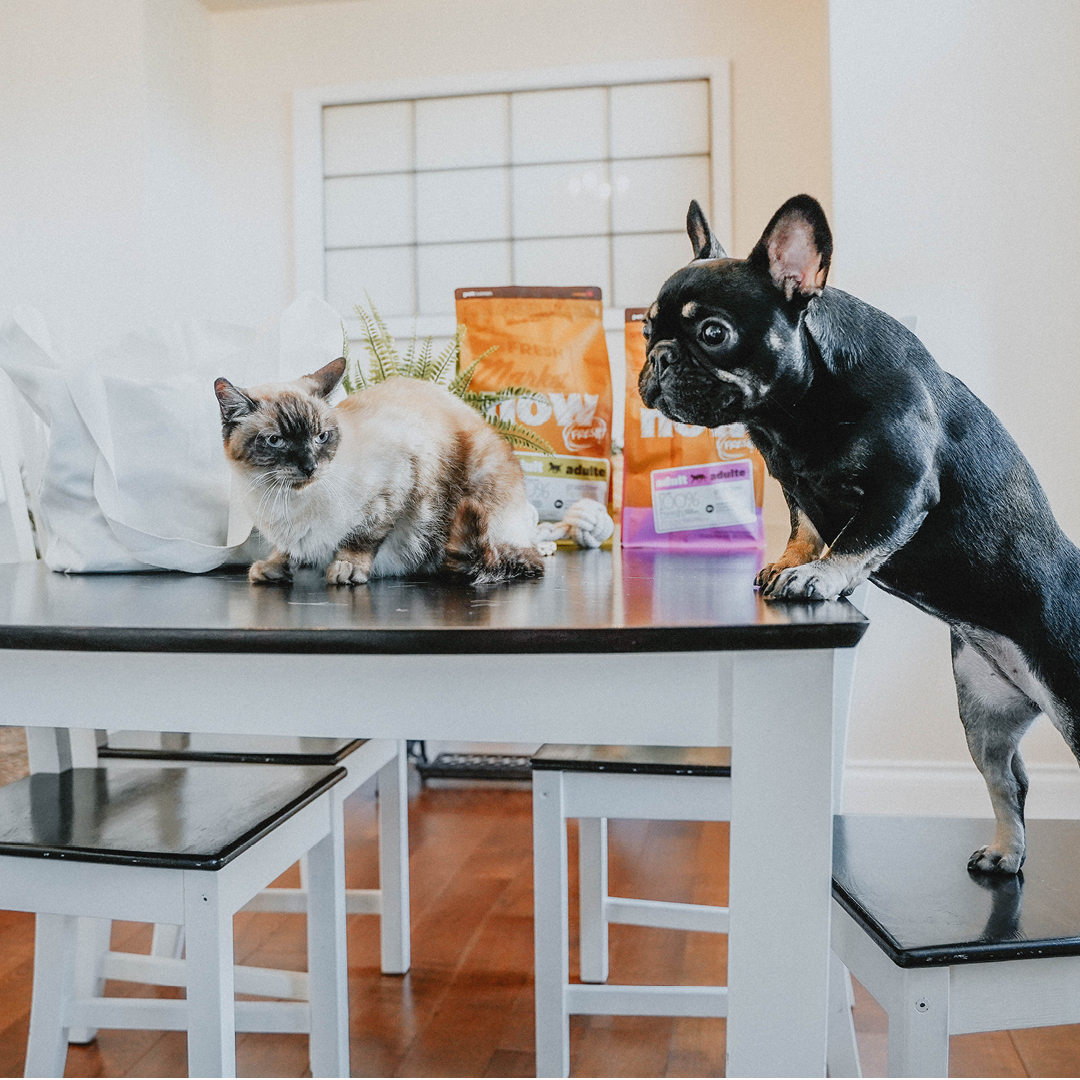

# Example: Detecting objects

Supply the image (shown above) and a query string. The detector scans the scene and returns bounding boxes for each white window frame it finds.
[293,57,731,338]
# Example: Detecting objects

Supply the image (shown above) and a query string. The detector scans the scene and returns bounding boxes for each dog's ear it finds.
[687,200,727,261]
[750,194,832,303]
[214,378,257,424]
[301,357,347,399]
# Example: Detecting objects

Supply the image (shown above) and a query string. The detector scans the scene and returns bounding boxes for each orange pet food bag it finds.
[622,308,765,549]
[455,286,612,521]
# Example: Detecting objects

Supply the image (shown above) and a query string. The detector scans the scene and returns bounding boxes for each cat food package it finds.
[455,286,612,520]
[622,308,766,550]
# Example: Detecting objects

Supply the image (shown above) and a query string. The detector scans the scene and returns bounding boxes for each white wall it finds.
[830,0,1080,780]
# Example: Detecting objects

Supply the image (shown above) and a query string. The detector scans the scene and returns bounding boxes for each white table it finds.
[0,547,867,1077]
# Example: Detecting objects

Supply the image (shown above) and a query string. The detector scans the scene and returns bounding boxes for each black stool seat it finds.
[0,765,345,871]
[531,744,731,776]
[834,815,1080,968]
[98,732,363,765]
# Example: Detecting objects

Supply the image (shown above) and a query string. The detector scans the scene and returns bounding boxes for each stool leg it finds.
[826,951,862,1078]
[533,769,570,1078]
[25,912,78,1078]
[577,817,608,984]
[183,872,236,1078]
[377,742,411,974]
[151,922,185,959]
[68,917,111,1044]
[306,792,350,1078]
[887,967,950,1078]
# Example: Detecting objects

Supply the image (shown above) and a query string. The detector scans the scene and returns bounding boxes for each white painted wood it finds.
[887,967,950,1078]
[533,768,570,1079]
[304,790,350,1078]
[564,983,727,1017]
[183,871,236,1078]
[949,955,1080,1033]
[562,770,731,821]
[10,651,731,747]
[241,885,381,914]
[151,922,185,958]
[24,725,72,773]
[102,951,311,1001]
[68,998,310,1035]
[377,742,411,974]
[604,896,729,934]
[577,818,608,984]
[727,649,836,1078]
[24,913,78,1078]
[827,951,862,1079]
[67,917,110,1044]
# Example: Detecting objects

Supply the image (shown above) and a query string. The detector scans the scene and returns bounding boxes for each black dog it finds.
[639,195,1080,874]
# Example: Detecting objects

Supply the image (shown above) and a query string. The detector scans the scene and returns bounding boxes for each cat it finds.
[213,358,546,585]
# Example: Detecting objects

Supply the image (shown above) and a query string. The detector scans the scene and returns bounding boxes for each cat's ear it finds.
[301,357,347,399]
[214,378,257,424]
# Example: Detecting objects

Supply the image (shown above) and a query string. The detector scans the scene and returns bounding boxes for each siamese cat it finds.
[214,358,545,585]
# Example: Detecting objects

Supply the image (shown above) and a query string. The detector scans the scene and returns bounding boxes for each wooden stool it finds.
[531,744,730,1078]
[2,763,349,1078]
[830,815,1080,1077]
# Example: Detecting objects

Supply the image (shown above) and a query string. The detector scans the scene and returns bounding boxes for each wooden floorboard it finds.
[0,773,1077,1075]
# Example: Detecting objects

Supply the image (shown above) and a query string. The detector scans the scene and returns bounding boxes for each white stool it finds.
[3,762,349,1078]
[830,815,1080,1077]
[531,744,731,1078]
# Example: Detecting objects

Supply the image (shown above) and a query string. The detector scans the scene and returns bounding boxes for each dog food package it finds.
[622,308,766,550]
[456,286,612,520]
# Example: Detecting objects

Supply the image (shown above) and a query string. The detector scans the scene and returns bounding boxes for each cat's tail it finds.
[444,498,545,584]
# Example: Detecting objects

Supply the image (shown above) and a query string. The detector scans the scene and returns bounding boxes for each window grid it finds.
[321,80,712,319]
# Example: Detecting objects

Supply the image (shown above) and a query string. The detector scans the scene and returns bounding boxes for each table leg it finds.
[727,648,837,1077]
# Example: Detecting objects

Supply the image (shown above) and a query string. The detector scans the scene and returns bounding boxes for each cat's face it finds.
[214,358,346,489]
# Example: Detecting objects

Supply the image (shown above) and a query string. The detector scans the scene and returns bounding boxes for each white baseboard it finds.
[842,760,1080,819]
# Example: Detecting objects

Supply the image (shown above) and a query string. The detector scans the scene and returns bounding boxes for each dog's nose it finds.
[649,343,675,377]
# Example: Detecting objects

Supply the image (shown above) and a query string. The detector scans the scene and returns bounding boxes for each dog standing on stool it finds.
[638,194,1080,874]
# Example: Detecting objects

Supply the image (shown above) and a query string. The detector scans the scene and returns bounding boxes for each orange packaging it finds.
[622,308,766,550]
[456,286,612,521]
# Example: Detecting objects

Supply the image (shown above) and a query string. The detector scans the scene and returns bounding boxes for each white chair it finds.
[1,761,349,1078]
[531,744,731,1078]
[829,814,1080,1078]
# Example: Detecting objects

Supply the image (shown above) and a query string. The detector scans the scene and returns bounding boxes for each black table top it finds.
[0,549,867,655]
[834,816,1080,967]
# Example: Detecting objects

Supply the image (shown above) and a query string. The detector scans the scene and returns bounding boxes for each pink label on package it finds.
[649,459,757,534]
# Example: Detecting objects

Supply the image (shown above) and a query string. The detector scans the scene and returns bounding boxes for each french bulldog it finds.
[639,194,1080,874]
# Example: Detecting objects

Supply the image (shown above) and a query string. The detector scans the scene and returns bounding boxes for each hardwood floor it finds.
[1,773,1080,1076]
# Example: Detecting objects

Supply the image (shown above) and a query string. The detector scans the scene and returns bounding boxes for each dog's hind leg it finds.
[952,628,1041,874]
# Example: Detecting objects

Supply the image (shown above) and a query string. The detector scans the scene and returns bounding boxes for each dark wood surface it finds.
[0,765,344,870]
[0,549,866,655]
[834,815,1080,967]
[98,732,364,765]
[532,744,731,776]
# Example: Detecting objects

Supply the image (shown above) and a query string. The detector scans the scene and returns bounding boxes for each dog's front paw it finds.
[326,559,369,586]
[968,844,1024,875]
[762,561,853,602]
[249,557,291,584]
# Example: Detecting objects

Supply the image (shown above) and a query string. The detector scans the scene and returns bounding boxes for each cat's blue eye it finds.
[315,431,331,444]
[264,434,285,448]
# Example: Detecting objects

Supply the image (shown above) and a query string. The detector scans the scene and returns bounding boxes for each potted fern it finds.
[342,302,554,455]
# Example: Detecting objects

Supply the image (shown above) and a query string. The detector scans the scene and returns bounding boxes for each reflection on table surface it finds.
[0,547,867,649]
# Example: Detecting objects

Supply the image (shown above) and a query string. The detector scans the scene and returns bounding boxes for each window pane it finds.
[415,94,509,170]
[416,167,509,243]
[511,87,607,164]
[417,241,512,315]
[324,174,414,248]
[323,102,413,176]
[513,161,610,239]
[611,156,710,234]
[610,81,710,159]
[325,247,415,317]
[612,232,690,308]
[513,237,610,296]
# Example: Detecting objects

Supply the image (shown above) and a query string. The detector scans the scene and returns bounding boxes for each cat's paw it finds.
[537,540,557,557]
[326,559,369,586]
[249,558,291,584]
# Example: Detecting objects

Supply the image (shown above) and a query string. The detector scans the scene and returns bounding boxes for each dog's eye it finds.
[263,434,285,448]
[641,321,651,341]
[700,322,727,346]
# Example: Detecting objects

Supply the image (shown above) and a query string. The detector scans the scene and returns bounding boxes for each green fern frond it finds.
[354,303,397,383]
[340,323,365,395]
[485,415,556,454]
[448,357,481,398]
